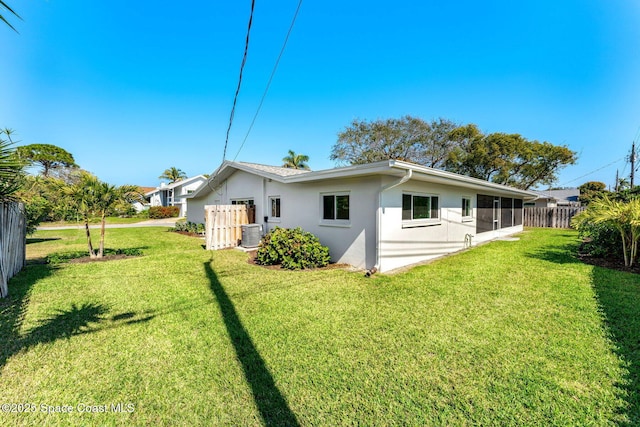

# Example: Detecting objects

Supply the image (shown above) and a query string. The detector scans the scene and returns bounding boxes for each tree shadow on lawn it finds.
[204,261,300,427]
[1,263,156,372]
[591,267,640,426]
[526,238,640,423]
[525,242,583,265]
[26,237,61,244]
[1,263,54,370]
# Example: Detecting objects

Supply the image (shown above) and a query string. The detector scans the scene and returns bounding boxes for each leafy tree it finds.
[0,128,25,201]
[159,167,187,183]
[16,143,78,177]
[446,125,576,189]
[331,116,577,190]
[16,173,83,232]
[282,150,310,170]
[65,172,144,258]
[578,181,608,205]
[0,1,20,32]
[413,118,459,168]
[331,116,426,165]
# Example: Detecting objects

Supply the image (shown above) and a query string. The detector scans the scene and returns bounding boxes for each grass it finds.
[1,227,638,426]
[38,216,154,228]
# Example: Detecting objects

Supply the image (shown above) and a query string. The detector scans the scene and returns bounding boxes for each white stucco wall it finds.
[378,179,523,272]
[187,171,379,269]
[187,169,524,272]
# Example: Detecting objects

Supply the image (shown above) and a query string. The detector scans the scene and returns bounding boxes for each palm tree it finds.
[159,167,187,183]
[65,172,144,258]
[94,182,144,257]
[282,150,310,170]
[0,128,24,201]
[65,172,100,258]
[0,1,21,32]
[572,195,640,267]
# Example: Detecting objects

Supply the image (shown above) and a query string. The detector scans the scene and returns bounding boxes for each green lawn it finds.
[1,227,638,426]
[38,216,154,228]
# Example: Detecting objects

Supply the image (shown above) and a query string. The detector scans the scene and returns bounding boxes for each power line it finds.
[558,156,626,186]
[222,0,256,162]
[232,0,304,162]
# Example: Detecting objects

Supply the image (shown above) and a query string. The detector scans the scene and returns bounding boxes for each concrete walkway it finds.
[37,217,179,231]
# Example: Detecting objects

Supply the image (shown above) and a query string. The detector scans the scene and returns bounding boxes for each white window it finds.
[462,197,472,220]
[231,199,254,206]
[321,192,350,226]
[269,196,281,219]
[402,193,440,226]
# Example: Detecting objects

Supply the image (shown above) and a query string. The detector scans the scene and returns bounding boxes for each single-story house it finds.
[147,175,207,217]
[526,188,580,208]
[187,160,538,273]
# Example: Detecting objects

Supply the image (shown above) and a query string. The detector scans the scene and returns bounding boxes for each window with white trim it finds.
[402,193,439,223]
[269,196,281,219]
[462,197,472,220]
[231,199,254,206]
[321,193,350,222]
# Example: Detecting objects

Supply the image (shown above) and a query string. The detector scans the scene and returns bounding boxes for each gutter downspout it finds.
[368,169,412,276]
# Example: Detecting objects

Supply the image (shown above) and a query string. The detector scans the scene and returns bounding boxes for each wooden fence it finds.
[0,202,26,298]
[205,205,251,250]
[524,207,585,229]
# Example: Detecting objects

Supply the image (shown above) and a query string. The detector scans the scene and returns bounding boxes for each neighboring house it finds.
[132,186,156,213]
[147,175,207,217]
[527,188,580,208]
[187,160,538,273]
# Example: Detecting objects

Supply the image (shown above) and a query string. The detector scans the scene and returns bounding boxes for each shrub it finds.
[149,206,180,219]
[256,227,330,270]
[172,220,205,234]
[575,221,621,259]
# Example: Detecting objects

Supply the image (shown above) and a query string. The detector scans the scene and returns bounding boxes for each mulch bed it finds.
[245,250,350,271]
[173,231,205,238]
[578,254,640,274]
[69,254,141,264]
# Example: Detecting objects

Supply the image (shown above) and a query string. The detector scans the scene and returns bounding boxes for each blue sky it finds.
[2,0,640,188]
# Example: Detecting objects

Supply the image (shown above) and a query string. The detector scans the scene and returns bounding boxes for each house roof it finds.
[146,174,207,196]
[190,160,539,200]
[236,162,311,177]
[137,186,156,194]
[531,188,580,202]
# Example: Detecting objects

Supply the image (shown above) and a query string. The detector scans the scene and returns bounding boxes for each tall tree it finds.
[331,117,423,165]
[0,1,21,32]
[332,116,461,168]
[282,150,310,170]
[16,143,78,177]
[159,167,187,183]
[446,125,576,189]
[333,116,576,189]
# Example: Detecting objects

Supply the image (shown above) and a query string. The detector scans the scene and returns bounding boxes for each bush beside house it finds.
[256,227,330,270]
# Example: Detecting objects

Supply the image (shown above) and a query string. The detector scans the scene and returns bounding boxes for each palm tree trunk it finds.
[98,212,106,258]
[84,215,96,258]
[620,230,629,267]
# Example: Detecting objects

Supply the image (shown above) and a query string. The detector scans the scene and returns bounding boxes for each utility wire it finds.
[232,0,303,162]
[222,0,256,162]
[208,0,256,194]
[558,156,626,187]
